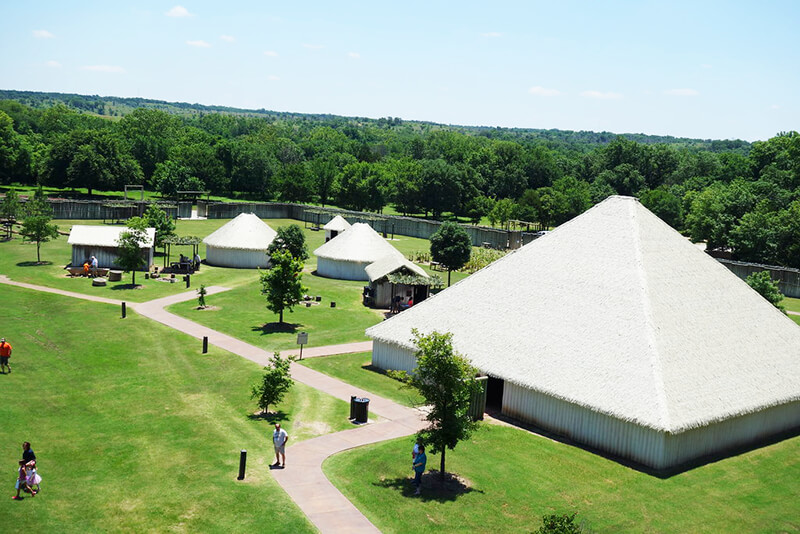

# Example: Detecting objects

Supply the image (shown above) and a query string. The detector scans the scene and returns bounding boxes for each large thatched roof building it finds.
[68,225,155,269]
[366,196,800,470]
[314,222,404,281]
[203,213,276,268]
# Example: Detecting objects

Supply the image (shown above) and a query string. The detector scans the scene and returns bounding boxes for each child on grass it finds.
[13,460,35,499]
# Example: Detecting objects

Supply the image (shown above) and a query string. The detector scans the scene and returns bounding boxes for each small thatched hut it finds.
[203,213,276,268]
[314,223,404,281]
[68,225,155,269]
[364,255,431,308]
[367,196,800,471]
[323,215,351,242]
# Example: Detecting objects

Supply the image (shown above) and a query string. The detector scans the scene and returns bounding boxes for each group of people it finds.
[13,442,41,500]
[391,295,414,314]
[177,253,202,273]
[81,255,99,277]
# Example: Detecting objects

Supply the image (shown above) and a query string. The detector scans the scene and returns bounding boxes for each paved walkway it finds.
[2,276,424,533]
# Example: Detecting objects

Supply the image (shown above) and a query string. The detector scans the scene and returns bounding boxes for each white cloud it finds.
[581,90,622,100]
[166,5,192,17]
[482,32,503,38]
[348,52,360,59]
[664,88,699,96]
[81,65,125,73]
[303,43,324,50]
[33,30,54,39]
[45,60,62,68]
[220,35,235,42]
[528,86,560,97]
[268,75,280,81]
[770,104,780,110]
[187,40,211,48]
[263,50,279,57]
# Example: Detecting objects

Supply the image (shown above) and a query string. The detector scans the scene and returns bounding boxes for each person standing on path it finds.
[90,255,98,276]
[272,423,288,468]
[0,338,12,374]
[412,445,426,495]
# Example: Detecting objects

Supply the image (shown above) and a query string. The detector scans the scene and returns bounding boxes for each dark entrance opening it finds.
[486,376,504,410]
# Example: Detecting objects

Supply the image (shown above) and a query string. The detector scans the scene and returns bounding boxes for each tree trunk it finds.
[36,241,41,263]
[440,447,446,481]
[447,269,452,287]
[132,269,136,286]
[279,309,284,323]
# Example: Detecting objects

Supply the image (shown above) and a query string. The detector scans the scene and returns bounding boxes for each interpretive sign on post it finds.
[297,332,308,360]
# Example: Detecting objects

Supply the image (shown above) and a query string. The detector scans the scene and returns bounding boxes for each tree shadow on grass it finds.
[373,471,482,502]
[252,322,302,335]
[16,261,52,267]
[247,410,289,423]
[110,284,144,290]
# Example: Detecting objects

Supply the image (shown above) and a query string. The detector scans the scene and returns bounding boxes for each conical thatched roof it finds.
[202,213,276,250]
[367,196,800,433]
[323,215,351,232]
[314,222,403,263]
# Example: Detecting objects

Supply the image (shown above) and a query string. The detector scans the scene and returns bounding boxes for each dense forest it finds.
[0,90,798,268]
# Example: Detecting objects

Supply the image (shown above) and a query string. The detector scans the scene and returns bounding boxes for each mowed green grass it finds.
[0,284,354,533]
[298,352,423,408]
[324,424,800,533]
[782,296,800,314]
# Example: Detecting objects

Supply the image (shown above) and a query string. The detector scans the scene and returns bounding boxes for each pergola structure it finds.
[162,235,202,268]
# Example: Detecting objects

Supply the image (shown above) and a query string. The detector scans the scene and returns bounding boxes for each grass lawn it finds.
[0,284,353,532]
[782,296,800,314]
[324,424,800,533]
[298,352,424,408]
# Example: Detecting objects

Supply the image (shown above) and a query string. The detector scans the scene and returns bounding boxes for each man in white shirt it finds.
[272,423,289,468]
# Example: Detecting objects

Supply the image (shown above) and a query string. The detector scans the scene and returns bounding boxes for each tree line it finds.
[0,97,798,268]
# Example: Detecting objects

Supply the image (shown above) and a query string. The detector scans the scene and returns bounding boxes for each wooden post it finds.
[121,302,126,319]
[237,449,247,480]
[203,336,208,354]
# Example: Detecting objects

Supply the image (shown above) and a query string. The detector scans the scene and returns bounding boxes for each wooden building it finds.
[67,225,155,269]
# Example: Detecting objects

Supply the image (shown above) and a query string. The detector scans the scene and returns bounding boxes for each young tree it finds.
[746,271,785,313]
[251,352,295,415]
[142,203,176,248]
[197,284,207,308]
[393,330,481,481]
[116,228,147,286]
[260,249,306,324]
[0,188,22,221]
[267,224,309,261]
[19,189,58,262]
[430,222,472,286]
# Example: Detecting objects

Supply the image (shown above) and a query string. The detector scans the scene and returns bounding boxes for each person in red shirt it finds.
[0,338,11,374]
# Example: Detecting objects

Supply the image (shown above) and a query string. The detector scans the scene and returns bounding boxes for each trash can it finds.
[353,397,370,423]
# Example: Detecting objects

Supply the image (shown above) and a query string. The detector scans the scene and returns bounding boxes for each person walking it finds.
[13,460,35,499]
[0,338,12,374]
[412,445,427,495]
[90,255,98,276]
[21,442,35,464]
[272,423,288,468]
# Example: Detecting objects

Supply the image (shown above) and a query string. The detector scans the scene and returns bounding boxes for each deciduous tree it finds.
[260,249,306,324]
[251,352,295,415]
[430,222,471,286]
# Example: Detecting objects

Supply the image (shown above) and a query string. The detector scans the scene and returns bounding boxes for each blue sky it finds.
[1,1,797,141]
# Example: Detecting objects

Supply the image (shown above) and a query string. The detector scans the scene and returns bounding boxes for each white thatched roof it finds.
[365,255,429,283]
[367,196,800,433]
[68,225,155,248]
[202,213,277,251]
[323,215,351,232]
[314,222,403,263]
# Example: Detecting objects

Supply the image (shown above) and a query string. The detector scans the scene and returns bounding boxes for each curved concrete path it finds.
[2,276,426,533]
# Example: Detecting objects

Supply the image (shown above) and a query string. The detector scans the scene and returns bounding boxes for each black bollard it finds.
[330,301,336,308]
[203,336,208,354]
[237,449,247,480]
[121,302,126,319]
[185,275,190,289]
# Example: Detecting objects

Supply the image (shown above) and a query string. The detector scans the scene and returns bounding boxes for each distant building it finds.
[367,196,800,471]
[203,213,276,269]
[323,215,351,242]
[68,225,155,269]
[365,254,431,308]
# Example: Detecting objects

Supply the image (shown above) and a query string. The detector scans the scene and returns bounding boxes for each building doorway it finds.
[486,376,504,411]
